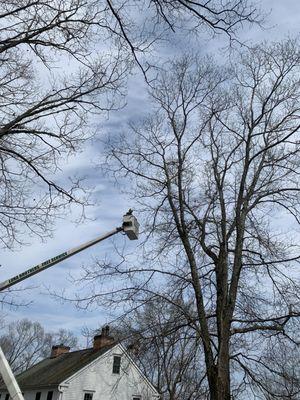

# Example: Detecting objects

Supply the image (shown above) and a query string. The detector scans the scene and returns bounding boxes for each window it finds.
[46,391,53,400]
[112,355,121,374]
[133,397,141,400]
[35,393,41,400]
[5,394,9,400]
[83,394,93,400]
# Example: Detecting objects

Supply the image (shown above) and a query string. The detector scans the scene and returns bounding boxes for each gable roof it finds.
[61,342,160,397]
[0,344,115,390]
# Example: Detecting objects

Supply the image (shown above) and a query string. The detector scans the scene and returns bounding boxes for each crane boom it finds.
[0,212,139,292]
[0,227,122,292]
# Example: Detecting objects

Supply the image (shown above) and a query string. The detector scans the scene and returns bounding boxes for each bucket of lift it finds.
[122,210,139,240]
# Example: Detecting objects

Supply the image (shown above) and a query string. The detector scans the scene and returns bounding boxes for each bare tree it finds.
[0,0,130,250]
[0,0,260,251]
[148,0,260,34]
[250,338,300,400]
[0,318,77,373]
[80,300,206,400]
[120,298,208,400]
[66,40,300,400]
[105,0,261,73]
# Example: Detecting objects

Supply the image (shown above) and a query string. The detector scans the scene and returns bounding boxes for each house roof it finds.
[0,344,115,390]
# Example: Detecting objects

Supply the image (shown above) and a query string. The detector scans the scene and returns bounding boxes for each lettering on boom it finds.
[8,252,68,285]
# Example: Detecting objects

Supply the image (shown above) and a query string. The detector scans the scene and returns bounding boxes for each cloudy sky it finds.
[1,0,300,343]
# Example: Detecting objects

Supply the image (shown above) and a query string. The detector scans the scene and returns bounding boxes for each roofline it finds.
[60,343,160,397]
[2,343,160,396]
[0,346,115,392]
[118,343,160,397]
[59,343,119,386]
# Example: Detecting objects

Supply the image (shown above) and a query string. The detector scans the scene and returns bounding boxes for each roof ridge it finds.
[0,343,118,390]
[44,343,116,357]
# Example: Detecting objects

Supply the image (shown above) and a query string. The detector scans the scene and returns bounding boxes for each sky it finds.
[1,0,300,345]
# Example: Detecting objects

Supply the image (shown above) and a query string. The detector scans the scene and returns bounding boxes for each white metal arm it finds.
[0,227,122,292]
[0,212,139,292]
[0,347,24,400]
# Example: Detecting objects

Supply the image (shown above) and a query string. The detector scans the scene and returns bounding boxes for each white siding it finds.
[0,345,159,400]
[0,388,60,400]
[61,345,158,400]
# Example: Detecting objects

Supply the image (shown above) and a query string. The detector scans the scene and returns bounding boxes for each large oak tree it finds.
[75,40,300,399]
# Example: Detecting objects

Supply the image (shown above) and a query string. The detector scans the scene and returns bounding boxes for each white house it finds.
[0,327,160,400]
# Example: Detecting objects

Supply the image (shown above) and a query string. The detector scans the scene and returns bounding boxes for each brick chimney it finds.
[50,344,70,358]
[93,325,114,350]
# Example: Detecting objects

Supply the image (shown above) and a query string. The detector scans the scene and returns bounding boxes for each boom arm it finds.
[0,212,139,292]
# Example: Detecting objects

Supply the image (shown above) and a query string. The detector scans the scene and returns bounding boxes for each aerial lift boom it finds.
[0,211,139,399]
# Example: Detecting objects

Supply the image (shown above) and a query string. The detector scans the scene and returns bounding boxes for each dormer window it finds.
[112,355,121,374]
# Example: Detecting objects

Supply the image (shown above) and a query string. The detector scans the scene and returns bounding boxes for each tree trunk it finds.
[207,358,231,400]
[216,345,231,400]
[206,315,231,400]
